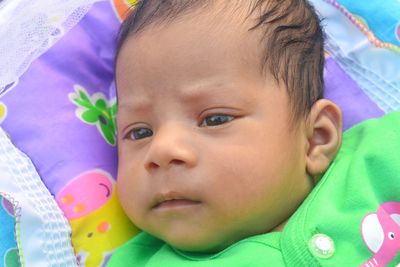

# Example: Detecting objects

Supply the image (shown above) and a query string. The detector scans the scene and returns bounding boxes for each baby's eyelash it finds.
[125,127,153,140]
[200,114,234,127]
[123,114,235,140]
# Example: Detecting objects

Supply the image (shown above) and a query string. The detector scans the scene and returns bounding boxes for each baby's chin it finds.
[162,230,251,254]
[169,239,234,254]
[145,214,287,253]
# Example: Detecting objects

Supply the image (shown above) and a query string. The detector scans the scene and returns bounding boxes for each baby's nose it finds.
[143,124,197,171]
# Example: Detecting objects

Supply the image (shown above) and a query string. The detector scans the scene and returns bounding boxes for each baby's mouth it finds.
[153,199,201,209]
[152,192,201,210]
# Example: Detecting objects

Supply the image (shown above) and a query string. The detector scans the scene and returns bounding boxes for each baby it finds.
[108,0,400,266]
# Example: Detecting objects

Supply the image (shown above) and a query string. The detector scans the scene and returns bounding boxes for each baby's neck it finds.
[271,219,288,232]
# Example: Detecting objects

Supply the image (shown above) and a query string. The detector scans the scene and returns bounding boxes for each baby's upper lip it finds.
[152,191,199,208]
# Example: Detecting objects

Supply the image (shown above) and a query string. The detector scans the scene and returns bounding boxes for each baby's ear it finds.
[305,99,342,180]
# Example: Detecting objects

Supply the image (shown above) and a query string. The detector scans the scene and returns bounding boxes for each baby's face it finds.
[116,10,313,253]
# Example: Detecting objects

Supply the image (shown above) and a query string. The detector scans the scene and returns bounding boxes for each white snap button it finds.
[309,233,335,259]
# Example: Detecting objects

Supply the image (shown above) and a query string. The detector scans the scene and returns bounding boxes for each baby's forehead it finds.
[118,1,267,77]
[122,0,269,48]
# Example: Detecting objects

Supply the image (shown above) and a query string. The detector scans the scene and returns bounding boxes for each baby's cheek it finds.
[116,179,133,213]
[116,177,145,224]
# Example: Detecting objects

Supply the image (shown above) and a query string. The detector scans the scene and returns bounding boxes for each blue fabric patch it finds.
[0,195,20,267]
[337,0,400,46]
[310,0,400,113]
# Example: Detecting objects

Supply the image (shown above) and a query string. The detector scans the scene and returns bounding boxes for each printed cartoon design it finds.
[112,0,138,22]
[0,195,21,267]
[57,170,139,266]
[69,85,117,146]
[57,170,114,219]
[360,202,400,267]
[0,102,7,123]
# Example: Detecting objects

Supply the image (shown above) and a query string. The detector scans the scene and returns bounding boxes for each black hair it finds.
[116,0,325,120]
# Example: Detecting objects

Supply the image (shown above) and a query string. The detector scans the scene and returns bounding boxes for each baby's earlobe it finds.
[305,99,342,179]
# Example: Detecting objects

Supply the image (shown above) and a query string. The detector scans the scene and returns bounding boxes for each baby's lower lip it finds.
[153,199,201,210]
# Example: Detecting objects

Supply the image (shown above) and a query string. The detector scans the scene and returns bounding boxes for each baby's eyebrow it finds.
[118,98,152,115]
[178,82,233,103]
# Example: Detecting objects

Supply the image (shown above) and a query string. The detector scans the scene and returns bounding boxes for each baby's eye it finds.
[127,127,153,140]
[200,114,234,127]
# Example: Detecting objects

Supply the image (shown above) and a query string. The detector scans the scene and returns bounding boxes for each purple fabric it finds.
[0,1,120,195]
[324,57,385,130]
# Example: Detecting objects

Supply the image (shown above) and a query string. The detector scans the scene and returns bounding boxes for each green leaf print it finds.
[95,98,107,110]
[82,110,100,123]
[110,103,118,133]
[69,85,117,146]
[78,87,90,102]
[99,120,116,145]
[71,98,92,109]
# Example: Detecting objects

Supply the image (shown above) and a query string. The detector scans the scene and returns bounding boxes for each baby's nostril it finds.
[147,162,159,170]
[170,159,184,165]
